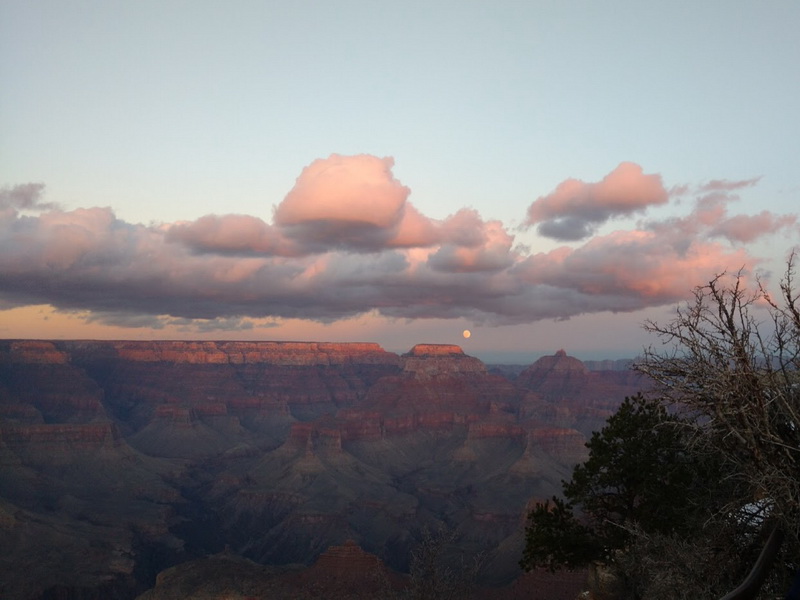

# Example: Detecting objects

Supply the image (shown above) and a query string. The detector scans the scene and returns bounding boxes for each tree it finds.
[633,254,800,597]
[520,394,729,573]
[636,254,800,549]
[522,253,800,597]
[520,496,600,572]
[401,526,484,600]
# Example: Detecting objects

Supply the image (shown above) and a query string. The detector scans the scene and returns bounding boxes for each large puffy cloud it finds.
[525,162,669,241]
[0,157,795,329]
[164,155,508,256]
[165,155,418,256]
[273,154,410,251]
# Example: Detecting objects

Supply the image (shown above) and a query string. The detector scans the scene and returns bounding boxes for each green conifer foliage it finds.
[521,394,730,572]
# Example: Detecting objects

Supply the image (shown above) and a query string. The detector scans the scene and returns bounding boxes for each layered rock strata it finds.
[0,340,647,599]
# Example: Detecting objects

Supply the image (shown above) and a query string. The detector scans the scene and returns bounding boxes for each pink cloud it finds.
[517,230,750,304]
[710,211,798,243]
[645,192,797,245]
[525,162,669,240]
[438,209,491,247]
[0,158,795,330]
[166,214,299,256]
[1,207,129,271]
[387,206,505,251]
[693,194,729,227]
[386,203,440,248]
[273,154,410,250]
[163,165,517,261]
[428,219,516,273]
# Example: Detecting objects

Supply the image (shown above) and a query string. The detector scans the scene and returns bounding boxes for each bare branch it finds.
[636,257,800,545]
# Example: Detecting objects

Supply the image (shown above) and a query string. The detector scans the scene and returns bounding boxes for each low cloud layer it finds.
[1,156,797,330]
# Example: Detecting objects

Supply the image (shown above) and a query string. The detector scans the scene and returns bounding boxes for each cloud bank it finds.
[0,155,796,330]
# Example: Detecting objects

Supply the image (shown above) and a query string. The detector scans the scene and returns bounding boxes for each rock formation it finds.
[516,348,648,435]
[0,340,647,599]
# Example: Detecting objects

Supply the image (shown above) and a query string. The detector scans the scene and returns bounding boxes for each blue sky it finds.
[1,1,798,362]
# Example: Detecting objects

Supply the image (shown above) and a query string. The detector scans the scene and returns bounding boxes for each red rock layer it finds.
[313,539,385,572]
[3,341,69,364]
[285,421,343,452]
[95,340,399,366]
[402,344,487,380]
[405,343,464,356]
[467,421,525,440]
[1,421,118,447]
[0,422,123,465]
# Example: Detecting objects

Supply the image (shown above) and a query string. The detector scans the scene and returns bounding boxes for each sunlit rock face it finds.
[5,340,70,364]
[0,342,646,599]
[103,340,398,366]
[401,343,488,379]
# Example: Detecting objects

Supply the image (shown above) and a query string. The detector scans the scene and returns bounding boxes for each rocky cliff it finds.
[0,340,646,599]
[516,348,648,435]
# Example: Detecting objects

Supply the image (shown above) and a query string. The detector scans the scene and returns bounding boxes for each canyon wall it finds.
[0,340,647,599]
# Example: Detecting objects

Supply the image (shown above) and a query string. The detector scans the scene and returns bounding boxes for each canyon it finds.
[0,340,647,599]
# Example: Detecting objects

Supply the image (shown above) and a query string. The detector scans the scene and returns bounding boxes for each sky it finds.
[1,1,799,363]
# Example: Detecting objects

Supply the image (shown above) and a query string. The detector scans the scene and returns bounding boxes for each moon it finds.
[462,329,471,339]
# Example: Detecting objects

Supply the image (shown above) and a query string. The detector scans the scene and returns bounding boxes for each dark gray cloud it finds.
[0,183,59,213]
[535,217,596,242]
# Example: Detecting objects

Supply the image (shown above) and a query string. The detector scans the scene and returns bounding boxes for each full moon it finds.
[462,329,471,339]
